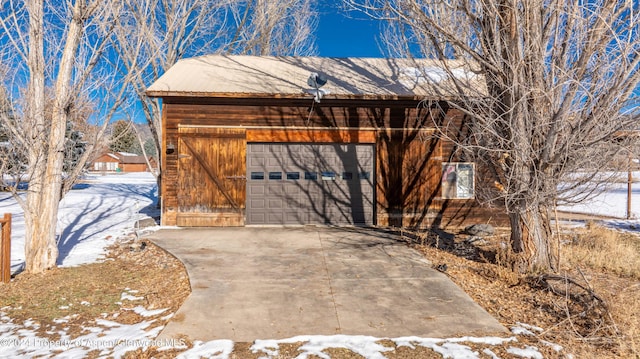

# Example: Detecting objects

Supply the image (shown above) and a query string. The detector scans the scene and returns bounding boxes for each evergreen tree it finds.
[143,137,157,158]
[0,88,11,143]
[0,121,8,143]
[0,88,25,177]
[109,120,138,154]
[63,122,86,173]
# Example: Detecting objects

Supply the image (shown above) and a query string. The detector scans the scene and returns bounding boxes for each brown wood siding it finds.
[440,110,469,162]
[161,104,173,225]
[164,100,433,129]
[161,98,470,227]
[120,163,150,172]
[176,212,244,227]
[438,200,509,228]
[376,129,444,227]
[246,128,376,143]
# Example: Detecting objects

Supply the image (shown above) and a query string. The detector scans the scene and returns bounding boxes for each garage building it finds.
[146,55,481,227]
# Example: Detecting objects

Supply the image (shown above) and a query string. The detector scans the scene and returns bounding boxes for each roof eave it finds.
[145,90,451,102]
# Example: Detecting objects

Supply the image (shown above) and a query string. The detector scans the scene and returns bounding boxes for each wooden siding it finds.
[246,128,377,143]
[176,212,244,227]
[161,97,478,228]
[438,200,509,228]
[376,129,443,227]
[163,99,435,129]
[120,163,151,173]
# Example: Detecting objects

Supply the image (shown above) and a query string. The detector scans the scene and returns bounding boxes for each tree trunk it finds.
[509,205,558,273]
[23,0,56,273]
[24,196,59,272]
[24,0,86,273]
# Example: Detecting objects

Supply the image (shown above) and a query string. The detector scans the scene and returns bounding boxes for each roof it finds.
[146,55,484,100]
[116,153,149,165]
[117,152,140,157]
[95,152,150,164]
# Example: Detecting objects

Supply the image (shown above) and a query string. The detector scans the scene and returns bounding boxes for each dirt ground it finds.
[1,224,638,358]
[411,224,640,359]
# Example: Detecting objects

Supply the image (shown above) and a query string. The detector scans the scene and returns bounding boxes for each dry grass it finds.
[562,222,640,279]
[0,237,191,341]
[558,223,640,356]
[412,223,640,358]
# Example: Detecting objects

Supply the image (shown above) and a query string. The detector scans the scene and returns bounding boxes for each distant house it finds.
[91,152,155,173]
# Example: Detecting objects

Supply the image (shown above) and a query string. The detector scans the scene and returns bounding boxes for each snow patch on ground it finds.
[253,335,394,359]
[0,306,167,359]
[511,322,544,336]
[559,172,640,220]
[120,292,144,302]
[174,340,234,359]
[249,335,526,359]
[506,345,544,359]
[128,306,168,318]
[0,172,159,275]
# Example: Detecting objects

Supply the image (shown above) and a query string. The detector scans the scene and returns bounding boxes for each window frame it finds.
[441,162,475,199]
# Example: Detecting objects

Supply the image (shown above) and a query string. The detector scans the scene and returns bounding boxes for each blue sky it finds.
[315,4,386,58]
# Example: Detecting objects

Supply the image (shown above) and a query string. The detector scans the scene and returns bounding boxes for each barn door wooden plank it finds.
[181,137,240,211]
[176,128,246,226]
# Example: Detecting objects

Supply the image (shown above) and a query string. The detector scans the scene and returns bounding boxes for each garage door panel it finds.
[285,210,306,223]
[267,158,284,166]
[267,185,284,195]
[268,198,284,209]
[247,143,375,225]
[249,212,266,223]
[250,198,265,209]
[249,157,266,166]
[251,144,266,152]
[267,212,284,223]
[282,184,301,194]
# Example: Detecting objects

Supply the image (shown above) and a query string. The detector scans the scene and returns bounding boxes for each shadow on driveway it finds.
[145,226,506,341]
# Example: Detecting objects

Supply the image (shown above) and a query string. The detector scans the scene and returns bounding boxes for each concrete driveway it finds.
[146,226,505,342]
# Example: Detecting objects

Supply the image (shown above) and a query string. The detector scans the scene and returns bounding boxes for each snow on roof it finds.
[97,152,150,164]
[146,55,485,100]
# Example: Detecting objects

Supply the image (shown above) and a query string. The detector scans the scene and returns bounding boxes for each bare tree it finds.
[0,0,316,274]
[227,0,317,56]
[347,0,640,272]
[0,0,133,273]
[112,0,234,204]
[112,0,317,204]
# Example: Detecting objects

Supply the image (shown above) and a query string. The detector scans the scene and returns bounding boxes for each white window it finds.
[442,163,475,199]
[94,162,118,171]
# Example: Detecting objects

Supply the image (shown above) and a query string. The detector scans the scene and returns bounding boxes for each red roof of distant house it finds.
[116,152,149,164]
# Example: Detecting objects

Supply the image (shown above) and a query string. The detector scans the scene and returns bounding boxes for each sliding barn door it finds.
[176,127,246,226]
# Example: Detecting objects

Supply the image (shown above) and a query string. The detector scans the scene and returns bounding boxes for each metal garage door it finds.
[246,143,375,225]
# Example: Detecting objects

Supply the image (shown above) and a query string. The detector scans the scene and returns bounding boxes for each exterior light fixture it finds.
[166,142,175,155]
[305,72,328,103]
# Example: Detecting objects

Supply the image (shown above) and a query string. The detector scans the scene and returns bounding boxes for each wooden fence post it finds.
[1,213,11,283]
